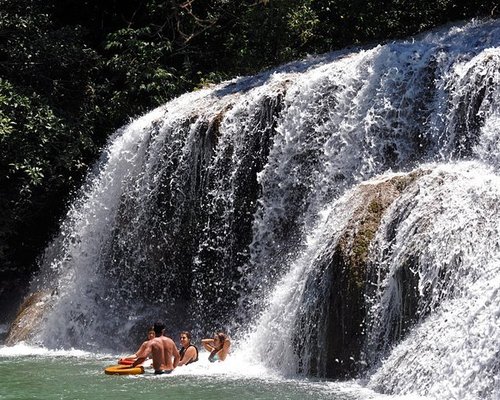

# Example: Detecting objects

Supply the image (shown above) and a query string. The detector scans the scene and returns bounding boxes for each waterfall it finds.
[9,18,500,399]
[365,163,500,399]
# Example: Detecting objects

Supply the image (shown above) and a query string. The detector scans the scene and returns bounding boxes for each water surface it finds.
[0,345,409,400]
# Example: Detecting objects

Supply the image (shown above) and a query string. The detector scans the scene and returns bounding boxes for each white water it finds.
[8,18,500,400]
[239,187,363,375]
[0,343,429,400]
[365,163,500,399]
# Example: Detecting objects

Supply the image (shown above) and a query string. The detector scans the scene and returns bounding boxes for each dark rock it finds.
[293,170,428,378]
[5,290,54,346]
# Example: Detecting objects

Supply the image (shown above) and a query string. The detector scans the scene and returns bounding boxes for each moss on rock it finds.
[319,169,429,378]
[5,290,54,346]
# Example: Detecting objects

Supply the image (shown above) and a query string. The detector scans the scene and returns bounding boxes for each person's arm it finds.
[201,338,215,352]
[127,340,149,359]
[218,338,231,361]
[172,344,180,368]
[131,341,152,367]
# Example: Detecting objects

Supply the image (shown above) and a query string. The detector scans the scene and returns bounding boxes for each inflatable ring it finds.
[118,358,134,365]
[104,364,144,375]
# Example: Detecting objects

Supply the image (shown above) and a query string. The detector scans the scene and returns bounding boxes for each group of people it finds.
[123,322,231,374]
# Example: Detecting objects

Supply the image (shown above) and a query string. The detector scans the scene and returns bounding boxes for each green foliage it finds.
[287,2,320,46]
[0,78,89,191]
[104,27,180,116]
[0,77,91,277]
[224,0,316,72]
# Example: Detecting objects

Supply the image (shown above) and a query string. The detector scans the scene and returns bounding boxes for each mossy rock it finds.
[318,169,429,378]
[338,170,428,288]
[5,290,54,346]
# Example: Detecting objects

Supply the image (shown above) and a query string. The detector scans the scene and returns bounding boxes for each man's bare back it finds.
[151,336,180,372]
[132,323,180,373]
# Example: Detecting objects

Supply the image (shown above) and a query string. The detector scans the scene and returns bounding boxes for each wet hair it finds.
[153,321,165,336]
[214,331,226,346]
[180,331,192,341]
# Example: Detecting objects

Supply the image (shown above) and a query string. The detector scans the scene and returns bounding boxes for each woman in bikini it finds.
[201,331,230,362]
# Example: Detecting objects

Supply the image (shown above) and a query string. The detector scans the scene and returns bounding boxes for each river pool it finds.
[0,344,420,400]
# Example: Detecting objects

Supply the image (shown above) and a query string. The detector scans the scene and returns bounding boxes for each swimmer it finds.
[202,331,230,362]
[132,321,180,374]
[121,325,155,365]
[178,331,199,366]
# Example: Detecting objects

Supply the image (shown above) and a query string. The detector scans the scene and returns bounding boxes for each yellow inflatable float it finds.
[104,364,144,375]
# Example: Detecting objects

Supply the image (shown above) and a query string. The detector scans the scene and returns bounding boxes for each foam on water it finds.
[0,343,95,358]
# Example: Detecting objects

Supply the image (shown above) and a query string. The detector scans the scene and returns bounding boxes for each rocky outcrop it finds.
[294,169,429,378]
[5,290,54,346]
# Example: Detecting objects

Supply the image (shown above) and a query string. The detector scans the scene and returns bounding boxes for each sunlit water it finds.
[0,345,418,400]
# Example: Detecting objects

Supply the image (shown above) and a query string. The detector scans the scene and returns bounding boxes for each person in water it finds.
[132,321,180,374]
[122,325,155,364]
[178,331,199,366]
[202,331,230,362]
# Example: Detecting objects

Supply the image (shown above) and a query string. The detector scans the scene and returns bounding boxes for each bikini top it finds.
[208,351,220,363]
[179,344,199,365]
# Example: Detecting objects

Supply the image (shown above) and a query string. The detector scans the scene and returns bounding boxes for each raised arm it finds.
[201,338,215,352]
[218,338,231,361]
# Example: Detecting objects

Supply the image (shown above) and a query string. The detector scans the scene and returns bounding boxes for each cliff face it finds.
[292,170,429,378]
[5,290,54,345]
[0,277,28,334]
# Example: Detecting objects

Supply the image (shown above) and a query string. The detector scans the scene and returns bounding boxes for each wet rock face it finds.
[326,176,418,377]
[4,171,427,364]
[5,290,53,346]
[294,171,427,378]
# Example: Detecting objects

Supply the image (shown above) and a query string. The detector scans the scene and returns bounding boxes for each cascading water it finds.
[365,163,500,399]
[9,18,500,399]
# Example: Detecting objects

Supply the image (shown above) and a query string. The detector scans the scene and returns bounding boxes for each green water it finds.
[0,354,377,400]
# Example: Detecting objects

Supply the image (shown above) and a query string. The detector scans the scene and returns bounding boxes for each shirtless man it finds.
[132,322,180,374]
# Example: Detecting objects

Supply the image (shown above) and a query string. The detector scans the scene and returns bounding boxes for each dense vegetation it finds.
[0,0,498,321]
